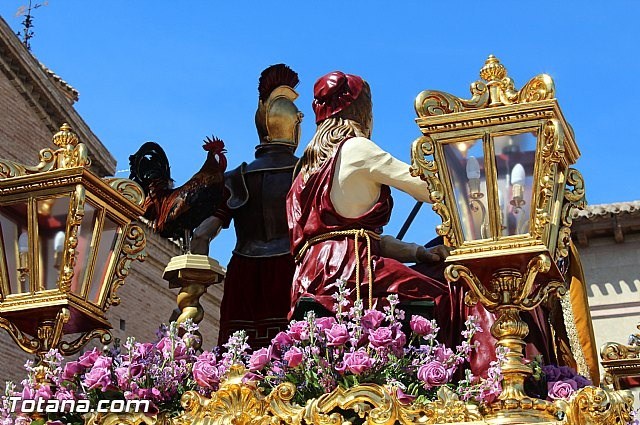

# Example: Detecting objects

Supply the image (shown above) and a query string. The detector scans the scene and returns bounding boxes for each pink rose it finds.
[283,346,304,368]
[272,331,293,348]
[340,349,373,375]
[315,316,337,332]
[288,321,309,341]
[417,361,452,388]
[62,361,84,380]
[368,327,394,348]
[410,315,433,336]
[78,348,100,367]
[83,356,113,390]
[547,379,578,400]
[395,387,416,405]
[325,323,350,346]
[361,310,385,329]
[193,353,220,389]
[249,347,272,371]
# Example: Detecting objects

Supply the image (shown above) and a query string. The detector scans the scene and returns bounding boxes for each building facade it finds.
[572,201,640,359]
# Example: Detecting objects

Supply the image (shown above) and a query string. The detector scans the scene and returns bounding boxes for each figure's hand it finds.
[416,244,451,263]
[190,216,224,255]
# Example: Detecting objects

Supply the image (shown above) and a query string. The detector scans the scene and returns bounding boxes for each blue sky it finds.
[1,1,639,266]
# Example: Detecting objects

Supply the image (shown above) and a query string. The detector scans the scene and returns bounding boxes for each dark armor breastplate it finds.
[225,145,298,257]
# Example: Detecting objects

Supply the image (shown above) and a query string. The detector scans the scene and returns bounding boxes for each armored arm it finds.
[190,216,224,255]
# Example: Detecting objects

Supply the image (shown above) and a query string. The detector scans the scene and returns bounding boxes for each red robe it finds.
[286,139,449,318]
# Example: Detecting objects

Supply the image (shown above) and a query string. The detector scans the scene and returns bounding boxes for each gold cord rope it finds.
[295,229,380,309]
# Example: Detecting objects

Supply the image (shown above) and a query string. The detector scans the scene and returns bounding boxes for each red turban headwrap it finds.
[312,71,364,124]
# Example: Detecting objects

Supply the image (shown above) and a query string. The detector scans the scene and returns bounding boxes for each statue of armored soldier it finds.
[191,64,302,348]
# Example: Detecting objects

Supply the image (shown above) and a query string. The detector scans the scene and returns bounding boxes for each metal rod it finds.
[396,201,423,241]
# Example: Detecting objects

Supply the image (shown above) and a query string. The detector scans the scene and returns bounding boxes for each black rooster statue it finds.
[129,136,227,252]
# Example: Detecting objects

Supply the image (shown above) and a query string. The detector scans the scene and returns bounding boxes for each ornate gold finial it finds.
[52,123,79,148]
[480,54,507,82]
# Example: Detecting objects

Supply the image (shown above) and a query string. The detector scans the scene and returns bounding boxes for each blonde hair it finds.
[299,83,372,180]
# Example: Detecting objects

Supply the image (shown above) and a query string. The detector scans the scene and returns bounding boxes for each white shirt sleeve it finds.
[343,137,431,202]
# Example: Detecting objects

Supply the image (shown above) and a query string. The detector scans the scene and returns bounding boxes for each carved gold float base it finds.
[83,365,635,425]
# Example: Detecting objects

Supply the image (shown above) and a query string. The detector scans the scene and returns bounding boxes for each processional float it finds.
[0,58,636,425]
[167,56,635,425]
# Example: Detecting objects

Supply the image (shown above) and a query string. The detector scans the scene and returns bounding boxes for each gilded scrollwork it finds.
[85,412,157,425]
[558,386,634,425]
[518,74,556,103]
[0,125,91,179]
[444,264,499,308]
[414,55,555,118]
[104,177,146,207]
[175,366,483,425]
[600,341,640,361]
[106,223,147,307]
[409,136,457,246]
[556,168,586,259]
[533,120,565,240]
[58,328,112,356]
[0,316,41,354]
[414,80,489,117]
[59,184,86,292]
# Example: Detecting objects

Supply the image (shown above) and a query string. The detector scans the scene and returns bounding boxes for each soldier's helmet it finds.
[255,64,303,148]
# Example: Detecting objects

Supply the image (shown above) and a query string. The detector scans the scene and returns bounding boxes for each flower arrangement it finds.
[541,364,592,401]
[1,280,505,424]
[241,280,504,405]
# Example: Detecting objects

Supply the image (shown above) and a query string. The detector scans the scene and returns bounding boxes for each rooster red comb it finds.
[258,64,299,102]
[203,136,225,153]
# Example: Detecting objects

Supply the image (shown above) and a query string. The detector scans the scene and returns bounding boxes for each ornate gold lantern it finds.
[411,56,586,420]
[0,124,146,359]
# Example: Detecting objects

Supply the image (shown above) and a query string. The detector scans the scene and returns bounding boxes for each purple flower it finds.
[249,347,272,371]
[417,361,452,388]
[433,346,454,363]
[193,352,220,389]
[83,356,113,390]
[558,365,576,380]
[542,364,562,382]
[547,379,578,400]
[573,374,592,388]
[361,309,385,329]
[339,349,373,375]
[410,315,433,336]
[391,328,407,356]
[283,346,304,368]
[325,323,350,346]
[368,326,394,348]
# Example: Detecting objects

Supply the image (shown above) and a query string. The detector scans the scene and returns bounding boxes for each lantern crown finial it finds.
[480,55,507,82]
[52,123,79,148]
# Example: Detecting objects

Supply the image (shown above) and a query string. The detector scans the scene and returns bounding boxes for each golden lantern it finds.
[411,55,586,421]
[0,123,146,359]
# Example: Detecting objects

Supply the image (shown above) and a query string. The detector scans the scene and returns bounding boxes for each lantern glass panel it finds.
[37,197,71,290]
[493,132,537,237]
[71,201,99,297]
[88,215,120,305]
[0,202,29,294]
[443,139,489,241]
